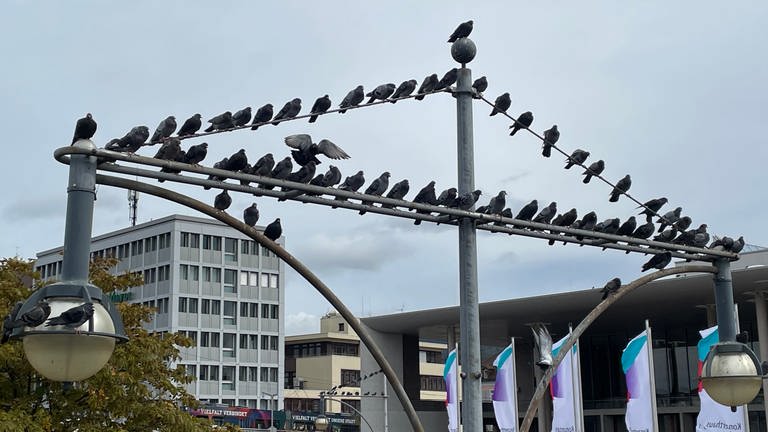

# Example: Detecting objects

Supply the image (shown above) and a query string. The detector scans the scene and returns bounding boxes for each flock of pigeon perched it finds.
[1,300,94,344]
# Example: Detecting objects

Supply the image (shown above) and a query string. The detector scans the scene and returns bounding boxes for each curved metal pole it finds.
[520,264,718,431]
[94,174,425,432]
[321,395,375,432]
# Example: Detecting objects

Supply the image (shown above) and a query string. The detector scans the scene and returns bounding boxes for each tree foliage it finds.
[0,257,235,431]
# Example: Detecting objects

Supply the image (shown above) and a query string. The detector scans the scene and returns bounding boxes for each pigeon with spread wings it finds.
[284,134,350,166]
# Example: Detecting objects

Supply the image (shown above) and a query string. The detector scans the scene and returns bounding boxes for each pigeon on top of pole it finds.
[447,20,473,42]
[72,113,97,144]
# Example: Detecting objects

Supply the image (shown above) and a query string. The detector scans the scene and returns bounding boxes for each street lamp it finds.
[262,392,278,431]
[314,414,330,431]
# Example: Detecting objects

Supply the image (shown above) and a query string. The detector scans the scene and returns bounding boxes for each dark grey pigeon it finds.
[496,208,514,226]
[476,205,489,214]
[486,191,507,215]
[251,104,274,130]
[359,172,391,215]
[600,277,622,300]
[335,171,365,206]
[673,226,698,246]
[1,301,24,343]
[451,190,482,210]
[46,302,94,330]
[284,134,350,166]
[436,188,458,206]
[226,149,248,172]
[609,175,632,202]
[516,200,538,221]
[184,142,208,165]
[150,116,177,144]
[309,95,332,123]
[72,113,97,144]
[596,218,621,235]
[709,236,734,251]
[280,162,317,198]
[321,165,342,187]
[472,76,488,95]
[153,137,181,161]
[653,227,677,243]
[214,190,232,211]
[251,153,276,177]
[509,111,534,136]
[657,207,682,232]
[582,160,605,184]
[11,300,51,328]
[382,179,410,208]
[412,181,437,225]
[243,203,259,227]
[106,126,150,153]
[617,216,637,236]
[366,83,397,104]
[448,20,473,42]
[232,107,252,127]
[261,157,293,190]
[204,111,234,132]
[575,211,598,240]
[638,197,668,222]
[564,149,590,169]
[238,162,253,186]
[390,80,418,102]
[157,148,186,180]
[631,221,655,240]
[533,202,557,224]
[673,216,692,232]
[307,174,325,194]
[415,74,439,100]
[692,225,710,248]
[435,68,458,91]
[339,86,365,113]
[204,157,229,190]
[731,236,745,253]
[489,92,511,116]
[548,208,578,245]
[264,218,282,241]
[542,125,560,158]
[177,113,202,137]
[642,252,672,272]
[272,98,302,125]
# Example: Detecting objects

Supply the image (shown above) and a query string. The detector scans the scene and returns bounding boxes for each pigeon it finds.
[731,236,745,253]
[509,111,534,136]
[359,172,391,215]
[307,174,326,194]
[657,207,682,233]
[308,95,332,123]
[321,165,342,187]
[232,107,252,127]
[412,181,437,225]
[709,236,734,251]
[46,302,95,331]
[451,190,482,210]
[489,93,511,116]
[533,202,557,224]
[184,142,208,165]
[1,301,24,343]
[339,86,365,113]
[673,227,697,246]
[214,190,232,211]
[600,278,622,300]
[250,104,274,130]
[609,175,632,202]
[284,134,351,166]
[225,149,248,172]
[448,20,473,42]
[272,98,302,125]
[203,157,229,190]
[692,226,711,248]
[436,188,458,206]
[575,211,598,240]
[631,221,655,240]
[476,205,489,214]
[415,74,439,100]
[382,179,410,208]
[334,171,366,206]
[150,116,177,144]
[390,80,418,102]
[280,162,317,199]
[366,83,397,104]
[542,125,560,158]
[582,160,605,184]
[260,157,293,190]
[564,149,590,169]
[435,68,458,91]
[497,208,514,223]
[617,216,637,236]
[638,197,668,222]
[177,114,202,137]
[263,218,282,241]
[653,227,677,243]
[472,76,488,95]
[251,153,276,178]
[153,137,182,161]
[11,300,51,328]
[238,163,254,186]
[243,203,260,227]
[486,191,507,215]
[72,113,97,144]
[548,208,578,245]
[106,126,150,153]
[204,111,234,132]
[673,216,692,232]
[595,218,621,235]
[641,252,672,272]
[158,148,187,180]
[530,323,553,369]
[516,200,538,221]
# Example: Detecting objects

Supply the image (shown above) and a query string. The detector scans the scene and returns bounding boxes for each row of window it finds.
[37,261,63,279]
[178,298,279,320]
[140,265,171,284]
[286,342,360,358]
[93,232,172,260]
[184,364,279,385]
[180,233,277,258]
[178,330,279,352]
[140,297,169,314]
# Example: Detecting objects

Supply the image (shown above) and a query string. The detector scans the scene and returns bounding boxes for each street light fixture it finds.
[701,341,764,409]
[262,392,278,431]
[314,414,330,431]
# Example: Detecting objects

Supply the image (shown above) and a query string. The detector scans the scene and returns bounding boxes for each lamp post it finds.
[262,391,278,431]
[11,139,127,381]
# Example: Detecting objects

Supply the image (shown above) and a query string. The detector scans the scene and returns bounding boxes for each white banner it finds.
[696,326,747,432]
[551,333,582,432]
[622,329,657,432]
[444,348,459,432]
[493,341,519,432]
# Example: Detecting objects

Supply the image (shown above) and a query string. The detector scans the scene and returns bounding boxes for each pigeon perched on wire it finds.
[548,208,578,245]
[232,107,252,127]
[321,165,342,188]
[595,218,621,237]
[709,236,734,251]
[673,216,692,232]
[214,190,232,211]
[177,114,202,137]
[731,236,745,253]
[264,218,282,241]
[436,188,458,206]
[272,98,302,125]
[575,211,598,241]
[435,68,458,91]
[564,149,590,169]
[153,137,182,162]
[204,157,229,190]
[150,116,177,144]
[381,179,410,209]
[339,85,365,113]
[415,74,439,100]
[184,142,208,166]
[654,227,677,243]
[542,125,559,158]
[657,207,682,232]
[225,149,248,173]
[243,203,259,227]
[451,190,482,210]
[359,172,391,215]
[486,191,507,215]
[692,226,710,248]
[472,76,488,95]
[250,104,274,130]
[641,252,672,272]
[259,157,293,190]
[279,162,317,200]
[251,153,275,178]
[158,148,186,180]
[448,20,473,42]
[412,181,437,225]
[582,160,605,184]
[631,221,655,240]
[309,95,332,123]
[204,111,234,132]
[609,175,632,202]
[489,93,511,116]
[334,171,366,207]
[533,202,557,224]
[390,80,418,102]
[367,84,396,104]
[638,197,668,222]
[284,134,350,166]
[617,216,637,236]
[600,278,622,300]
[509,111,534,136]
[1,301,23,343]
[516,200,538,221]
[72,113,97,144]
[105,126,150,153]
[46,302,94,330]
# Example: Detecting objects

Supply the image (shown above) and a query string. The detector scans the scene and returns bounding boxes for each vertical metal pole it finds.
[752,292,768,423]
[61,140,98,284]
[456,63,482,431]
[713,259,737,342]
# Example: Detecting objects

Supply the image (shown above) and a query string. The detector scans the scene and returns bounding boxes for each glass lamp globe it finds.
[314,414,330,431]
[701,342,763,407]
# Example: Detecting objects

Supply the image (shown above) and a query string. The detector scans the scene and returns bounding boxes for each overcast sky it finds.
[2,2,767,335]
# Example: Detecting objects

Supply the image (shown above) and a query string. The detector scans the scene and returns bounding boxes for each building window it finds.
[261,304,269,319]
[222,366,235,391]
[269,367,278,383]
[181,232,190,247]
[183,364,196,378]
[224,269,237,294]
[179,297,188,313]
[270,305,279,319]
[211,300,220,315]
[223,301,237,325]
[202,299,210,314]
[239,271,248,287]
[341,399,361,415]
[269,274,279,289]
[190,233,200,248]
[270,336,278,350]
[118,243,129,259]
[250,303,258,318]
[338,323,345,332]
[249,367,259,382]
[424,350,444,364]
[156,297,169,314]
[189,298,198,313]
[182,330,197,345]
[200,332,210,347]
[158,265,170,281]
[130,240,143,256]
[420,375,446,391]
[180,264,189,280]
[240,334,248,349]
[239,366,248,381]
[223,333,236,358]
[143,268,156,284]
[224,238,238,263]
[189,265,199,281]
[249,272,258,286]
[202,235,212,250]
[260,273,269,288]
[260,367,269,382]
[240,302,249,317]
[202,266,211,282]
[250,335,259,349]
[341,369,360,386]
[261,335,269,351]
[158,232,171,249]
[240,240,250,255]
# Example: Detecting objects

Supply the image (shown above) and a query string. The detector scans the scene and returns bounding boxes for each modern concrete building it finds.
[359,249,768,432]
[35,214,285,412]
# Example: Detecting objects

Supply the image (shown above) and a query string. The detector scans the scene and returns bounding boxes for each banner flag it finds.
[551,332,581,432]
[622,328,658,432]
[444,348,459,432]
[493,340,519,432]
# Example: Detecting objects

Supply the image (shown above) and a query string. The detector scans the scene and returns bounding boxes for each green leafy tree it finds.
[0,257,237,431]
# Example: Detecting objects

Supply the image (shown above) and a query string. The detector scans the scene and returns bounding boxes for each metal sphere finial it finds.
[451,38,476,65]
